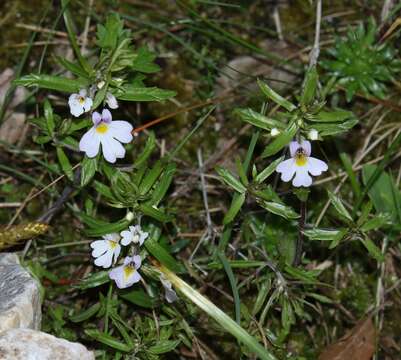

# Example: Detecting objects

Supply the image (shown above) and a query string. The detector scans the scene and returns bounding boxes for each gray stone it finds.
[0,329,95,360]
[0,253,41,333]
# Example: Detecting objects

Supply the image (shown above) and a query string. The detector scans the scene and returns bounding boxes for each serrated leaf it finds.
[75,271,109,290]
[55,56,89,78]
[261,122,297,158]
[304,228,346,241]
[311,118,358,136]
[234,108,284,130]
[257,200,299,219]
[216,166,247,193]
[133,132,156,168]
[257,79,296,112]
[327,190,353,222]
[132,46,161,73]
[255,156,284,183]
[138,204,172,223]
[14,74,88,93]
[308,109,354,122]
[116,85,176,102]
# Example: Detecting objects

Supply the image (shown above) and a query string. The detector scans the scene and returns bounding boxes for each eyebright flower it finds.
[120,225,148,247]
[79,109,133,163]
[109,255,142,289]
[68,89,93,117]
[159,274,178,303]
[276,140,328,187]
[90,233,121,268]
[106,92,118,109]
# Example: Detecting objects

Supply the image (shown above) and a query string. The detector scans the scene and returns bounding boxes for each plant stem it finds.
[293,200,306,266]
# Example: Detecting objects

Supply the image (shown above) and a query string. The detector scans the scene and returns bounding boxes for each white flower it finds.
[159,275,178,303]
[79,108,133,163]
[120,225,148,247]
[68,89,93,117]
[308,129,319,140]
[109,256,142,289]
[270,127,280,137]
[90,233,121,268]
[106,92,118,109]
[276,140,328,187]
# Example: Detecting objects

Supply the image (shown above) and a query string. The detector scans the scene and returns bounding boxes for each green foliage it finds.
[322,18,401,101]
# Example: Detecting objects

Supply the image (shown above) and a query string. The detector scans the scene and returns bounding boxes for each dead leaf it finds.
[319,317,376,360]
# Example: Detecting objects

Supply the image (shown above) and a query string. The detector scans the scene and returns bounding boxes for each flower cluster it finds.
[68,88,133,164]
[276,140,328,187]
[90,225,177,303]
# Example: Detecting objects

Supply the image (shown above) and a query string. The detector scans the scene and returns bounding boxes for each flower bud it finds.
[270,127,280,137]
[308,129,319,140]
[125,211,134,222]
[97,80,105,89]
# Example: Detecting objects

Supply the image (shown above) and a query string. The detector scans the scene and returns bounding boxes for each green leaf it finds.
[69,302,101,323]
[261,122,297,158]
[44,99,55,136]
[139,160,164,196]
[85,219,130,237]
[307,109,354,122]
[339,152,361,198]
[55,56,89,78]
[120,289,156,308]
[304,228,346,241]
[362,164,401,223]
[257,79,296,112]
[132,46,161,73]
[301,66,318,106]
[234,108,284,131]
[257,200,299,219]
[116,85,176,102]
[310,118,358,136]
[92,82,108,110]
[158,265,278,360]
[215,166,247,193]
[149,163,176,206]
[85,329,133,352]
[255,157,284,183]
[360,213,391,232]
[14,74,88,93]
[327,190,353,222]
[138,203,172,223]
[75,271,109,290]
[148,340,181,355]
[360,236,384,262]
[144,227,185,273]
[223,193,246,225]
[80,157,98,186]
[56,147,74,181]
[133,132,156,168]
[96,13,124,50]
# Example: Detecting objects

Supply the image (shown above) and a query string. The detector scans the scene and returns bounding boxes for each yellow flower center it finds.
[78,96,85,104]
[108,240,117,249]
[96,123,109,134]
[123,265,135,280]
[295,149,308,166]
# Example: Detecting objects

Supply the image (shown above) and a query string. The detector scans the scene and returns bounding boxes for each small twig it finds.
[80,0,94,53]
[309,0,322,68]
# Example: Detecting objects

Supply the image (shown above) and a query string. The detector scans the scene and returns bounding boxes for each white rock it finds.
[0,253,41,333]
[0,329,95,360]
